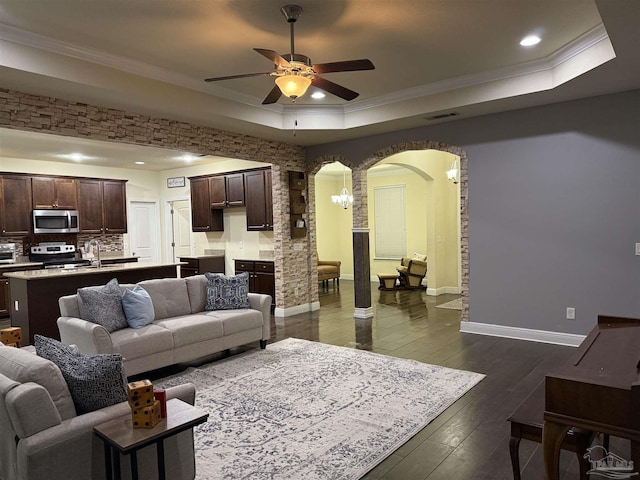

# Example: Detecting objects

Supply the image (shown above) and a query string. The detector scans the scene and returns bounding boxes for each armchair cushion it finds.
[35,335,128,415]
[0,343,76,420]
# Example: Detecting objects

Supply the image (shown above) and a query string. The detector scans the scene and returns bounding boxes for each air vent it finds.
[425,112,460,120]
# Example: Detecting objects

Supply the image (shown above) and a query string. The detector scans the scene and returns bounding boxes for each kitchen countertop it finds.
[0,262,42,270]
[4,262,184,280]
[0,255,139,271]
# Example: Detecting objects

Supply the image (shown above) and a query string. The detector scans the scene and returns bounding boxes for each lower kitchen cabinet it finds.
[0,265,43,320]
[179,256,225,277]
[234,260,275,310]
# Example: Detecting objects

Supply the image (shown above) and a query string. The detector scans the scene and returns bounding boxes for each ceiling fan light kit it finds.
[204,4,375,104]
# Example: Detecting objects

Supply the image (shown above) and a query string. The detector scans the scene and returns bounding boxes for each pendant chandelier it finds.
[331,166,353,209]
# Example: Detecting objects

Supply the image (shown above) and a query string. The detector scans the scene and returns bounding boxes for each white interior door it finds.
[129,200,161,263]
[168,200,192,262]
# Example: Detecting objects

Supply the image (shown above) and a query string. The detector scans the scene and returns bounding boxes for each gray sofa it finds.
[57,275,272,376]
[0,342,197,480]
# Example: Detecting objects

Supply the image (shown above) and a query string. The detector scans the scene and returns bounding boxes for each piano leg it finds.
[542,419,571,480]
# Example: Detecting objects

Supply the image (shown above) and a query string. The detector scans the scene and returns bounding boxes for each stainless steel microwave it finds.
[32,209,80,234]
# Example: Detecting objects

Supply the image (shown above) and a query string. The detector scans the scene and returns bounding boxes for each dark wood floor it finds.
[268,281,624,480]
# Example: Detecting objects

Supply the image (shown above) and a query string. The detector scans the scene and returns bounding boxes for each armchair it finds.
[318,260,341,290]
[396,254,427,289]
[0,343,197,480]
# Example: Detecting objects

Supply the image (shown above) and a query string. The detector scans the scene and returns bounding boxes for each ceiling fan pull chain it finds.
[293,101,298,136]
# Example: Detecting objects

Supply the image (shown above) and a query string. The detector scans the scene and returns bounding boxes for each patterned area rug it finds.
[436,298,463,310]
[158,338,484,480]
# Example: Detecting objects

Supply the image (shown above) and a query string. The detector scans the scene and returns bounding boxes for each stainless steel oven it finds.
[0,243,17,264]
[32,209,80,234]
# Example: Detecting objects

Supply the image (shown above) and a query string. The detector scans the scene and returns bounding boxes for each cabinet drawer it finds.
[254,261,274,273]
[235,260,254,272]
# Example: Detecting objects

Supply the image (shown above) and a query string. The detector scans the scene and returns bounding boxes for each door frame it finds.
[164,197,193,262]
[127,199,161,263]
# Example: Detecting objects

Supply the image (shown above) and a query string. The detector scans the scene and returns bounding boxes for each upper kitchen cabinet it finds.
[190,177,224,232]
[32,176,78,209]
[77,179,128,234]
[0,175,33,236]
[209,173,245,208]
[244,168,273,231]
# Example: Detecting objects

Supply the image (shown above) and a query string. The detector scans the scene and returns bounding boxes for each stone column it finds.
[351,168,373,318]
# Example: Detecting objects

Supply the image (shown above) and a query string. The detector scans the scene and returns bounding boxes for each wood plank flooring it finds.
[269,281,624,480]
[143,280,627,479]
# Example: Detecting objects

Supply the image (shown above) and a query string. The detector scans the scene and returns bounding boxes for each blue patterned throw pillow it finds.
[205,272,251,311]
[34,335,128,415]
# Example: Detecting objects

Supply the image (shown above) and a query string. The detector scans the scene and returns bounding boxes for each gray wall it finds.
[306,89,640,334]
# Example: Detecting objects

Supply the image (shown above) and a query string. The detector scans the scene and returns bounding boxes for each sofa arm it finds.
[16,384,196,480]
[57,317,113,355]
[248,293,271,341]
[6,382,62,438]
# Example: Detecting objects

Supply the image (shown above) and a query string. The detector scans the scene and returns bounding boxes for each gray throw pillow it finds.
[121,284,155,328]
[34,335,128,415]
[205,272,250,311]
[77,278,128,332]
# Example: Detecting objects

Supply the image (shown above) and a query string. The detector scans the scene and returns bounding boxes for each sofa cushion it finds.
[34,335,128,415]
[205,272,250,311]
[77,278,128,333]
[138,278,191,320]
[156,314,224,348]
[206,309,264,336]
[121,285,155,329]
[109,323,175,360]
[185,274,207,313]
[0,342,77,420]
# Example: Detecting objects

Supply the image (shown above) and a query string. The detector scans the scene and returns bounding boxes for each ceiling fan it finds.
[204,4,375,105]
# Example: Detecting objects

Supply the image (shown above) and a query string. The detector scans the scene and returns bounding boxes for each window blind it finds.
[374,185,406,259]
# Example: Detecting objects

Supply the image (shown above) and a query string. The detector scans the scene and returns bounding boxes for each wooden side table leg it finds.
[574,433,592,480]
[542,420,570,480]
[509,432,522,480]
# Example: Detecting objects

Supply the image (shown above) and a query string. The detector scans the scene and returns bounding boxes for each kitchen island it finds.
[5,262,182,344]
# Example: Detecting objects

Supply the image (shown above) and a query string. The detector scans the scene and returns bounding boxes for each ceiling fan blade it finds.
[262,84,283,105]
[204,72,272,82]
[254,48,292,68]
[312,59,375,74]
[311,77,359,101]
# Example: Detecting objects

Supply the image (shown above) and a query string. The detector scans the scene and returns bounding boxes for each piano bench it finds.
[507,382,598,480]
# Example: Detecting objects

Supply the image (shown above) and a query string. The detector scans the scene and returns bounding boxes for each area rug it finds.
[157,338,484,480]
[436,298,463,310]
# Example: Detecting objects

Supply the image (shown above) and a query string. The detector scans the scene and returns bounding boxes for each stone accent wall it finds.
[0,88,309,311]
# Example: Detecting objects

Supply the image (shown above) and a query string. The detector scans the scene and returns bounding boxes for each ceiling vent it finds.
[426,112,460,120]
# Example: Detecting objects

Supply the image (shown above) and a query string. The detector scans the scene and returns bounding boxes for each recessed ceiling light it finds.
[176,154,197,162]
[311,91,326,100]
[134,161,145,165]
[520,35,541,47]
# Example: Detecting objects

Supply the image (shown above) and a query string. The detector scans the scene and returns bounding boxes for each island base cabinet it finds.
[234,260,275,311]
[8,265,178,345]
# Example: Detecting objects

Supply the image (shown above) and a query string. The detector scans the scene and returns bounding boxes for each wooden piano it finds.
[543,315,640,479]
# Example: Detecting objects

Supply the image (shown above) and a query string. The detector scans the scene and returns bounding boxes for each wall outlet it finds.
[239,241,243,249]
[566,307,575,320]
[293,243,303,251]
[14,300,19,312]
[294,287,299,296]
[636,242,640,256]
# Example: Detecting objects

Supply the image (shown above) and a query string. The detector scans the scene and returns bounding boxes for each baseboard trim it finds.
[354,307,375,319]
[459,322,585,347]
[426,286,460,296]
[274,301,321,318]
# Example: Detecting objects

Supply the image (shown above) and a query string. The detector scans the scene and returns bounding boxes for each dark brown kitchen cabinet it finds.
[77,179,127,234]
[32,177,78,209]
[234,259,275,310]
[0,175,32,236]
[102,181,127,233]
[209,174,245,208]
[179,255,225,277]
[244,168,273,231]
[190,177,223,232]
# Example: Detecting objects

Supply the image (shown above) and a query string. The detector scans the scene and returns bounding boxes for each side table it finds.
[94,398,208,480]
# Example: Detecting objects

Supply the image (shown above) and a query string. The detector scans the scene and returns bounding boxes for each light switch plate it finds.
[636,243,640,256]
